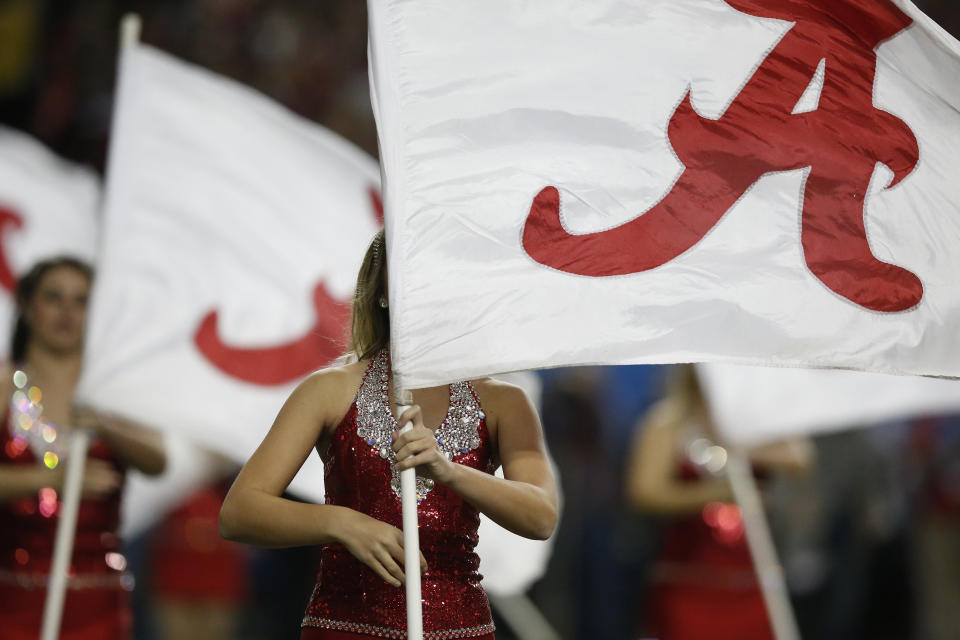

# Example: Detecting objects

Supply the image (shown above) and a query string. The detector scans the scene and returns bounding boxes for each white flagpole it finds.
[393,387,424,640]
[40,14,142,640]
[726,448,801,640]
[40,429,91,640]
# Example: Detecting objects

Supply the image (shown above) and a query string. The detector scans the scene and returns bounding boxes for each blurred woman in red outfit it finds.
[625,364,811,640]
[151,454,250,640]
[221,231,559,639]
[0,257,166,640]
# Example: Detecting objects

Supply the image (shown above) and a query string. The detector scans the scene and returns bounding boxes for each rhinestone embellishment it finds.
[355,350,485,502]
[7,370,67,469]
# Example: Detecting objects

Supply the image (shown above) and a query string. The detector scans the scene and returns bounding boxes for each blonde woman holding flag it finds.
[221,231,558,640]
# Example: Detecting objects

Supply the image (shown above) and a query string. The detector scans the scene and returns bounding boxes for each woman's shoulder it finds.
[470,377,535,415]
[471,376,521,394]
[637,397,688,438]
[285,357,371,428]
[301,357,369,395]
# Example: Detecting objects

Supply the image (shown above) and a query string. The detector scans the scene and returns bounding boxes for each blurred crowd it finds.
[2,1,960,639]
[0,0,376,172]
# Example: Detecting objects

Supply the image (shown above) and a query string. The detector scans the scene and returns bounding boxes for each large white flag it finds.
[76,43,382,500]
[0,127,99,359]
[369,0,960,389]
[698,363,960,446]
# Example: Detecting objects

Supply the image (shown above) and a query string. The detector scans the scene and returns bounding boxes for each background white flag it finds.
[698,363,960,447]
[0,126,99,360]
[76,43,382,502]
[368,0,960,390]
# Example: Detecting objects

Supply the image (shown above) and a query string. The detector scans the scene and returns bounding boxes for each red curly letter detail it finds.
[522,0,922,312]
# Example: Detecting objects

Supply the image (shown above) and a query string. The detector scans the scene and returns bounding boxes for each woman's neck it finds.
[22,344,83,390]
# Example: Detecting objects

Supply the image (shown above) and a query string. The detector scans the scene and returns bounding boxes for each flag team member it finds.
[0,257,166,639]
[221,231,558,639]
[626,365,812,640]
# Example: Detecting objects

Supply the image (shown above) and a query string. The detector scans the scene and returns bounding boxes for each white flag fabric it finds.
[368,0,960,390]
[698,363,960,446]
[0,126,99,359]
[76,43,382,501]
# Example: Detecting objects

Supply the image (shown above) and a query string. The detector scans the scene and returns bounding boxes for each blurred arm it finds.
[748,438,815,475]
[0,464,60,502]
[75,410,167,476]
[624,401,733,515]
[0,458,121,502]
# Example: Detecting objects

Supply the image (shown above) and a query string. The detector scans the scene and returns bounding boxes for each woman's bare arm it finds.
[0,465,60,502]
[219,368,353,547]
[393,380,558,540]
[624,401,733,515]
[74,410,167,476]
[0,459,122,502]
[220,365,426,587]
[749,438,815,474]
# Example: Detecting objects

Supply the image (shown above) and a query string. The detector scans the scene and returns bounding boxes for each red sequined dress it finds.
[0,388,131,639]
[301,350,496,640]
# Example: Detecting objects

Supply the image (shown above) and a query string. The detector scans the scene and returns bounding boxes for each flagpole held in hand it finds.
[40,429,91,640]
[393,387,424,640]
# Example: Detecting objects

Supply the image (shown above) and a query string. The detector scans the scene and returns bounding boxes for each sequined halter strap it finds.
[355,349,485,502]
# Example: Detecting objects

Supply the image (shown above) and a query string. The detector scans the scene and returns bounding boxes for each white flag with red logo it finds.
[75,43,382,500]
[697,363,960,446]
[0,127,99,359]
[368,0,960,389]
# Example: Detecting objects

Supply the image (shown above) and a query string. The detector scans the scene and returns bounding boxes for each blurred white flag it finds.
[698,364,960,446]
[368,0,960,389]
[76,43,382,502]
[0,126,99,359]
